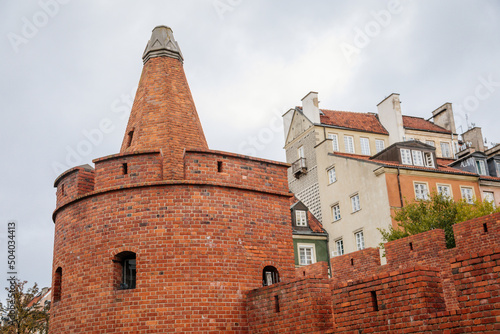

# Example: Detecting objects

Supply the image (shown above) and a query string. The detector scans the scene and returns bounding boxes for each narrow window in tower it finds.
[54,267,62,302]
[114,251,136,290]
[123,163,128,175]
[126,130,134,148]
[61,184,65,196]
[217,161,223,173]
[371,291,379,311]
[274,295,280,312]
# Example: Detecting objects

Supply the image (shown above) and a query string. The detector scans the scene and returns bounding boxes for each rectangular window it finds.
[425,140,435,147]
[355,231,365,250]
[360,137,370,155]
[414,182,429,200]
[424,152,434,167]
[401,149,412,165]
[476,160,487,175]
[344,135,355,153]
[298,245,315,265]
[496,161,500,176]
[437,184,451,198]
[412,150,424,166]
[327,133,339,152]
[298,146,305,159]
[328,167,336,184]
[295,210,307,226]
[351,194,360,212]
[483,191,495,207]
[440,142,451,158]
[375,139,385,153]
[335,239,344,256]
[461,187,474,204]
[332,204,341,221]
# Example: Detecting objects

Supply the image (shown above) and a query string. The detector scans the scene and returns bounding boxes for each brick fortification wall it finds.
[247,212,500,333]
[51,149,295,333]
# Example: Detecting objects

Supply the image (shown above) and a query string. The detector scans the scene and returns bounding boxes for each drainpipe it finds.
[325,229,332,278]
[397,167,403,207]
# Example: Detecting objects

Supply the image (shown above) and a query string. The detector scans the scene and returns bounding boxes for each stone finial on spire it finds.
[142,25,184,64]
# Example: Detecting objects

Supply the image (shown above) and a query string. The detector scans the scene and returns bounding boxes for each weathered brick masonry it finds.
[50,26,295,333]
[247,212,500,333]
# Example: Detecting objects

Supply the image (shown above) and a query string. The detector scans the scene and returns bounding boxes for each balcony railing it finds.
[292,158,307,178]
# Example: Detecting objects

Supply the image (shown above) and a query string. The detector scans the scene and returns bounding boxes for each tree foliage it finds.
[0,280,49,334]
[379,192,500,248]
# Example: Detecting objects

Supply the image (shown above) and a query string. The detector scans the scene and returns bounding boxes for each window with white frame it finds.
[298,244,315,265]
[440,142,451,158]
[327,167,336,184]
[375,139,385,153]
[297,146,305,159]
[344,135,355,153]
[335,239,344,256]
[476,160,487,175]
[483,192,495,208]
[426,140,435,147]
[327,133,339,152]
[295,210,307,226]
[414,182,429,200]
[360,137,370,155]
[424,152,434,167]
[401,149,412,165]
[332,204,341,221]
[355,231,365,250]
[412,150,424,166]
[461,187,474,204]
[437,184,451,198]
[351,194,360,212]
[496,161,500,175]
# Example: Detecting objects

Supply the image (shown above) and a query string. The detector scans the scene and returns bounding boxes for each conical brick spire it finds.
[121,26,208,180]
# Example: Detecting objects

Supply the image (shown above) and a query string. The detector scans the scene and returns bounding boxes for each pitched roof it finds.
[317,109,389,135]
[290,197,326,234]
[332,152,478,177]
[402,115,451,134]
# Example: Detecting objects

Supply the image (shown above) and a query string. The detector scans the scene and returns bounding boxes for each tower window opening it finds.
[126,130,134,148]
[123,163,128,175]
[114,251,136,290]
[409,242,413,250]
[371,291,379,311]
[262,266,279,286]
[61,184,65,196]
[483,223,488,233]
[54,267,62,302]
[217,161,223,172]
[274,295,280,312]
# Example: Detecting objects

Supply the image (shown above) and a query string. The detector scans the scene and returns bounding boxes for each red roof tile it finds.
[403,115,451,134]
[307,211,326,234]
[318,109,389,135]
[332,152,478,176]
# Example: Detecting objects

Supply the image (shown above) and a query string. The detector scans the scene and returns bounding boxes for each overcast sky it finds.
[0,0,499,301]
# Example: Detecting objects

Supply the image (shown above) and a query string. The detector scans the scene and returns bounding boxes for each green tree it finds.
[379,192,500,248]
[0,280,49,334]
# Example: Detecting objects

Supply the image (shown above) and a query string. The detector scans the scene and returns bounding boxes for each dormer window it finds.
[401,149,412,165]
[295,210,307,226]
[476,160,487,175]
[412,151,424,166]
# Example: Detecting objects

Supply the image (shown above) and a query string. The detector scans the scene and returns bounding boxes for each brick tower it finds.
[51,26,295,333]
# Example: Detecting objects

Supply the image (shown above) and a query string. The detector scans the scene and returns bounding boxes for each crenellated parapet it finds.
[248,212,500,333]
[92,150,163,191]
[54,164,95,207]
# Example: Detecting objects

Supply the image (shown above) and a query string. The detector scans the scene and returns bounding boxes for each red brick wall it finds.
[54,165,95,206]
[295,261,329,279]
[249,212,500,333]
[247,278,334,334]
[93,150,163,191]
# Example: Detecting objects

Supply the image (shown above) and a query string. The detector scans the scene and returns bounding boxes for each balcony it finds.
[292,158,307,178]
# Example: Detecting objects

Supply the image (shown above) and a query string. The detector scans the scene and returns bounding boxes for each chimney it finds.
[432,102,456,133]
[462,127,485,152]
[377,93,404,145]
[301,91,321,124]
